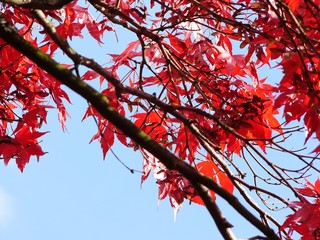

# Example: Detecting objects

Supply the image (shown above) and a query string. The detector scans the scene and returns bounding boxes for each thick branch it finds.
[193,183,236,240]
[0,0,73,9]
[0,16,281,240]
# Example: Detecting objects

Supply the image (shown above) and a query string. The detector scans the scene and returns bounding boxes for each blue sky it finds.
[0,11,238,239]
[0,89,263,240]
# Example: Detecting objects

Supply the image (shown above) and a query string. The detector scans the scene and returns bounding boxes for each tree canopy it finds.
[0,0,319,239]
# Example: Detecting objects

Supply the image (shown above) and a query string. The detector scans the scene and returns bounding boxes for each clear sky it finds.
[0,10,240,239]
[0,89,262,240]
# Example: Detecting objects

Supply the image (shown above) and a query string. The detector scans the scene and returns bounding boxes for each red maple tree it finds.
[0,0,319,239]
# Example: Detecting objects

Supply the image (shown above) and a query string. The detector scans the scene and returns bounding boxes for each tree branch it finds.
[193,183,236,240]
[0,16,281,240]
[0,0,73,10]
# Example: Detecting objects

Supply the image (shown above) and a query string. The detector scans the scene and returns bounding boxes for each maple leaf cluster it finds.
[281,179,320,240]
[0,2,114,170]
[0,0,319,239]
[0,16,59,170]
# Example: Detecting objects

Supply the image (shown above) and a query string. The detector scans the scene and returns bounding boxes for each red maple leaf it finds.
[281,179,320,240]
[191,160,234,205]
[0,126,47,171]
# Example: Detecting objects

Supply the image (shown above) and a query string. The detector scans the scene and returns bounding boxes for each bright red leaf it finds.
[281,179,320,240]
